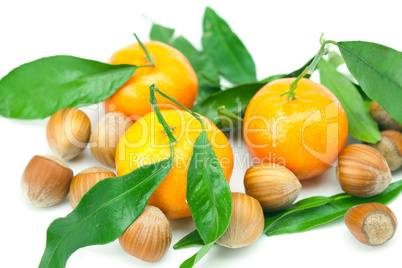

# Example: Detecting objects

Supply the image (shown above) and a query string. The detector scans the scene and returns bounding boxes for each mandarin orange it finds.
[105,41,198,120]
[116,109,234,219]
[243,78,348,180]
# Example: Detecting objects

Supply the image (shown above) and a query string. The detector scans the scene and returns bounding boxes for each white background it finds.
[1,1,401,268]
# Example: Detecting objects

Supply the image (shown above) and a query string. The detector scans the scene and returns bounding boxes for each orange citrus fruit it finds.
[243,78,348,180]
[116,109,234,219]
[105,41,198,120]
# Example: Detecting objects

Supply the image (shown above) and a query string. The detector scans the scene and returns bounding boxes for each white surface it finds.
[1,1,401,268]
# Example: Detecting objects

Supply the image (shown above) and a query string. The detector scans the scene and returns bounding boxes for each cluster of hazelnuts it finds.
[20,100,401,262]
[21,108,169,262]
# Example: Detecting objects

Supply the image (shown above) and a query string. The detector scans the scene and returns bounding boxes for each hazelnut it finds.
[244,163,301,212]
[336,144,392,197]
[21,155,73,207]
[216,192,264,248]
[369,101,402,131]
[119,206,172,262]
[69,167,116,209]
[46,108,91,160]
[367,130,402,171]
[90,112,133,167]
[345,203,397,246]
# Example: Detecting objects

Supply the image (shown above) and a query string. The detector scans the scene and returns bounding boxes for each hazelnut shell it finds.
[244,163,301,211]
[216,192,264,248]
[119,206,172,262]
[90,112,133,167]
[21,155,73,207]
[46,108,91,160]
[69,167,116,208]
[367,130,402,171]
[336,144,392,197]
[345,203,397,246]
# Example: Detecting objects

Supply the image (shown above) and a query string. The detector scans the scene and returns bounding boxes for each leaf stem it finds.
[280,38,338,100]
[149,85,177,156]
[134,33,156,67]
[217,106,243,129]
[150,84,206,131]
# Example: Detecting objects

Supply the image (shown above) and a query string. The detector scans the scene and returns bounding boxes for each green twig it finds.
[134,33,156,67]
[280,37,338,100]
[150,84,206,131]
[149,86,177,156]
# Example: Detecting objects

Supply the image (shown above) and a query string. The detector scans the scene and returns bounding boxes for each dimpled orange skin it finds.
[105,41,198,120]
[116,110,234,219]
[243,78,348,180]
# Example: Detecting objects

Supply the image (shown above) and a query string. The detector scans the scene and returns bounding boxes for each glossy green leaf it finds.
[174,230,203,249]
[150,23,175,44]
[266,180,402,236]
[180,243,215,268]
[186,131,232,244]
[328,51,344,68]
[338,41,402,123]
[318,58,381,143]
[0,56,136,119]
[202,7,256,84]
[150,23,220,103]
[39,85,176,268]
[264,194,347,232]
[192,82,265,126]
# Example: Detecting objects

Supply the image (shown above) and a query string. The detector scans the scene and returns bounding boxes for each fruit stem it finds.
[217,106,243,128]
[149,85,177,155]
[150,84,207,132]
[280,36,338,100]
[134,33,156,67]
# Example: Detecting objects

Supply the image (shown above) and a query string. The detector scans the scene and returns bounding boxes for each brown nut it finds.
[90,112,133,167]
[216,192,264,248]
[367,130,402,171]
[369,101,402,131]
[69,167,116,209]
[244,163,301,212]
[345,203,397,246]
[119,206,172,262]
[21,155,73,207]
[336,144,392,197]
[46,108,91,160]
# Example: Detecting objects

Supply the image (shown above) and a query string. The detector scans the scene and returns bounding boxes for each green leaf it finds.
[266,180,402,236]
[0,56,136,119]
[264,194,347,232]
[39,159,173,268]
[338,41,402,123]
[202,7,256,84]
[150,24,175,44]
[318,58,381,143]
[150,23,220,103]
[328,51,344,68]
[180,243,215,268]
[192,82,265,126]
[186,131,232,244]
[174,230,204,249]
